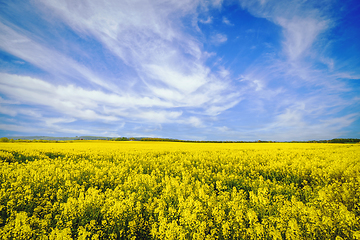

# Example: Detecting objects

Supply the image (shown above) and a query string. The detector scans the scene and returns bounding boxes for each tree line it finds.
[1,137,359,143]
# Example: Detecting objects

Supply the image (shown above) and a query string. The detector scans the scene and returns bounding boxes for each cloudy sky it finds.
[0,0,359,141]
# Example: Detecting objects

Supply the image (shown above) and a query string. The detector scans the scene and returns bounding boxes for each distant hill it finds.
[6,136,113,141]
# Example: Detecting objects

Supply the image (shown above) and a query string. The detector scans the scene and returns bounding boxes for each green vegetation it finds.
[0,137,9,142]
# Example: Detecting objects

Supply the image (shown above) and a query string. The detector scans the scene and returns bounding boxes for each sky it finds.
[0,0,359,141]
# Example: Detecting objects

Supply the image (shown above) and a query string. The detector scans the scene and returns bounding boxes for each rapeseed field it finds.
[0,141,359,239]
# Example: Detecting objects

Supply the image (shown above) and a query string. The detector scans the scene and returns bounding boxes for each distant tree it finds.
[114,137,128,141]
[329,138,360,143]
[0,137,9,142]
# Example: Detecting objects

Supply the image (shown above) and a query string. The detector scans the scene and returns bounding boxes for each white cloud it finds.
[143,64,208,94]
[134,110,183,123]
[0,123,39,133]
[34,0,203,70]
[222,17,233,26]
[0,73,173,122]
[0,72,240,128]
[211,33,228,45]
[44,117,76,126]
[271,107,305,128]
[188,116,203,127]
[0,97,19,104]
[205,97,241,116]
[238,0,330,61]
[332,72,360,80]
[27,0,239,118]
[233,0,358,135]
[0,106,17,117]
[217,126,230,132]
[0,22,116,91]
[239,74,273,93]
[200,16,213,24]
[218,66,230,79]
[209,110,358,141]
[262,113,358,141]
[277,17,328,60]
[0,105,43,118]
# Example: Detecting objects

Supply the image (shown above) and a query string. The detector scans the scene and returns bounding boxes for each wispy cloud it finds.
[0,69,239,126]
[0,73,173,122]
[222,17,233,26]
[0,0,241,135]
[0,22,115,91]
[211,33,228,45]
[277,17,328,60]
[34,0,237,108]
[232,0,360,139]
[260,112,358,141]
[238,0,331,60]
[200,16,213,24]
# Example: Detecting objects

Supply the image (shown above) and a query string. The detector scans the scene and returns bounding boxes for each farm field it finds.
[0,141,359,239]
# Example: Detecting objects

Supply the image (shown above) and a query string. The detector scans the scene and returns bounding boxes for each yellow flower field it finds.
[0,141,359,239]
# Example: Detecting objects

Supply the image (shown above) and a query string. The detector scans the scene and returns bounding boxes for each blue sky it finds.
[0,0,359,141]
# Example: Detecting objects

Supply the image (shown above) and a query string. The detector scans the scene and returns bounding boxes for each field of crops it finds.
[0,141,359,239]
